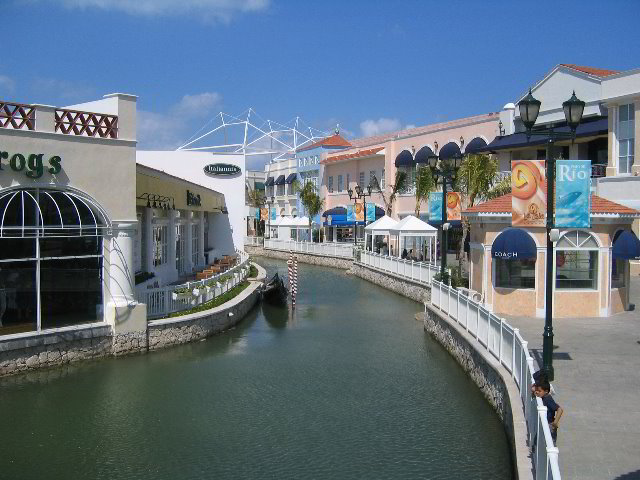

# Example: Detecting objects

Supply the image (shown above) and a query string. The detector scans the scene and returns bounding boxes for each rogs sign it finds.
[0,151,62,178]
[204,163,241,176]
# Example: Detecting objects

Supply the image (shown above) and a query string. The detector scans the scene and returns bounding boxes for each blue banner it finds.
[255,209,260,219]
[366,203,376,222]
[429,192,443,222]
[555,160,591,228]
[346,204,355,222]
[270,207,276,221]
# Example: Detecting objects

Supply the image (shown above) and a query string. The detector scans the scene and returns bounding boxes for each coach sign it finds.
[204,163,241,176]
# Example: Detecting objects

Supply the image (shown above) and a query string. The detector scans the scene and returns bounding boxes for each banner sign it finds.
[429,192,443,222]
[512,160,546,227]
[204,163,241,176]
[366,203,376,222]
[446,192,462,221]
[346,204,355,222]
[270,207,276,221]
[260,208,268,220]
[255,209,260,220]
[355,202,364,222]
[555,160,591,228]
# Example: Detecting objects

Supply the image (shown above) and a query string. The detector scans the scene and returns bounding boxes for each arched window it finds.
[556,231,599,290]
[0,188,109,336]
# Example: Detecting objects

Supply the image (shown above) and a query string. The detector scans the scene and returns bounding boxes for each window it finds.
[192,224,200,267]
[495,259,535,288]
[175,224,185,273]
[277,184,284,196]
[618,103,635,174]
[369,170,376,188]
[359,171,365,187]
[346,173,350,190]
[381,169,385,189]
[555,231,598,289]
[153,225,168,266]
[337,175,343,192]
[328,176,334,193]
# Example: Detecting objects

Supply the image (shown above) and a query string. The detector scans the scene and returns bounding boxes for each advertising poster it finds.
[260,208,268,221]
[446,192,462,221]
[346,204,355,222]
[270,207,276,221]
[366,203,376,222]
[555,160,591,228]
[512,160,546,227]
[355,202,364,222]
[255,209,260,220]
[429,192,443,222]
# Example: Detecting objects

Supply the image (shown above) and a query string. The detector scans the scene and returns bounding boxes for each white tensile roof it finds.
[390,215,438,236]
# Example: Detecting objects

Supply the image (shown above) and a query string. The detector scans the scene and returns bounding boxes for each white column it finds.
[198,211,205,266]
[108,221,137,303]
[168,210,178,278]
[185,214,194,274]
[143,207,153,273]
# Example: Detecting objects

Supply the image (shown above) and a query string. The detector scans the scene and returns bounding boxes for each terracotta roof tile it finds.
[560,64,619,77]
[464,193,639,216]
[322,146,385,165]
[297,134,352,152]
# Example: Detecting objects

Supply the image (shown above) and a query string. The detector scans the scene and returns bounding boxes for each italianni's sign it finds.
[0,151,62,178]
[204,163,241,176]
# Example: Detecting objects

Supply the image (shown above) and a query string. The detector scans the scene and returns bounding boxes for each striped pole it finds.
[288,250,294,292]
[292,255,298,307]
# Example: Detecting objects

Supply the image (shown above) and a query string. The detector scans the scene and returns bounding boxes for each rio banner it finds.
[512,160,546,227]
[366,203,376,222]
[446,192,462,221]
[555,160,591,228]
[270,207,276,221]
[429,192,443,222]
[346,204,355,222]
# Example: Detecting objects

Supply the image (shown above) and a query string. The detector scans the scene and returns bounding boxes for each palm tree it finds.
[298,180,324,242]
[414,166,435,217]
[246,185,265,235]
[371,170,407,217]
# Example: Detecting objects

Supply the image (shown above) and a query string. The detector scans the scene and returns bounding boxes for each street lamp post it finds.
[427,153,463,278]
[348,183,373,245]
[517,89,585,382]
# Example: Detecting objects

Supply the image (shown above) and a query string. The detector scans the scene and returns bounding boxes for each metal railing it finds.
[358,250,439,284]
[135,250,250,319]
[264,239,354,258]
[431,280,561,480]
[244,235,263,246]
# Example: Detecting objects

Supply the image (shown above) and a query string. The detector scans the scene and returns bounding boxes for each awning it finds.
[274,175,286,185]
[479,117,608,153]
[254,181,265,190]
[323,207,347,217]
[265,176,274,186]
[438,142,462,160]
[285,173,297,184]
[612,230,640,259]
[415,146,434,164]
[464,137,487,155]
[491,228,537,260]
[395,150,414,167]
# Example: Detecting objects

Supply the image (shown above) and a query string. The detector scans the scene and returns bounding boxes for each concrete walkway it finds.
[503,277,640,480]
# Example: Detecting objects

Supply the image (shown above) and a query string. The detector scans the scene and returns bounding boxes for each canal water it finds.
[0,258,512,479]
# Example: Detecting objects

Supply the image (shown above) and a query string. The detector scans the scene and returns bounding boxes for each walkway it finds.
[503,277,640,480]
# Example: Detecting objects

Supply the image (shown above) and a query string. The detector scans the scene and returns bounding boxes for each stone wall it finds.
[248,245,353,270]
[349,263,431,303]
[422,304,531,480]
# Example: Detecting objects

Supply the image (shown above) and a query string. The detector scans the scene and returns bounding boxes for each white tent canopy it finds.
[364,215,398,255]
[389,215,438,261]
[365,215,398,235]
[389,215,438,236]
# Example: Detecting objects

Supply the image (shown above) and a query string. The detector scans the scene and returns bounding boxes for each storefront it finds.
[464,193,640,318]
[0,93,145,337]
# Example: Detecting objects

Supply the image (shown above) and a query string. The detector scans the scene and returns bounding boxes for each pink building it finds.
[320,112,501,242]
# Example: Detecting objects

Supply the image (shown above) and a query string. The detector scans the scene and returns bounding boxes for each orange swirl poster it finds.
[446,192,461,221]
[511,160,546,227]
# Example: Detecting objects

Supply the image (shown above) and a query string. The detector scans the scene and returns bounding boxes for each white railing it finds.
[244,235,263,246]
[431,280,561,480]
[136,250,250,320]
[264,239,355,258]
[358,250,439,284]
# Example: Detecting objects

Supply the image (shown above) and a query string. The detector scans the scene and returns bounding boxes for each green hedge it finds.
[248,264,258,278]
[168,281,250,318]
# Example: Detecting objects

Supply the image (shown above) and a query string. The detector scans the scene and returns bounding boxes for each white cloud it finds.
[0,75,15,93]
[138,91,223,150]
[48,0,269,22]
[360,118,402,137]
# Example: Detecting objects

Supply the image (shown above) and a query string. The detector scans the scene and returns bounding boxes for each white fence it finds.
[358,250,439,284]
[135,251,250,320]
[244,236,263,246]
[431,280,561,480]
[264,239,355,258]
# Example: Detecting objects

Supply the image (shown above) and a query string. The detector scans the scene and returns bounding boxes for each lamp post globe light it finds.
[427,151,463,279]
[517,89,585,382]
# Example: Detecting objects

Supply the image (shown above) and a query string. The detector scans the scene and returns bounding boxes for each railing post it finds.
[499,318,504,365]
[513,328,519,381]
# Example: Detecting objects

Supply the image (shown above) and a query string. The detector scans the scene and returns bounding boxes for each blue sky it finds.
[2,0,639,168]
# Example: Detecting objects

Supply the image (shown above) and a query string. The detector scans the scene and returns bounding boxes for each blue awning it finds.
[491,228,537,260]
[395,150,415,167]
[438,141,462,160]
[323,207,347,217]
[415,146,434,164]
[285,173,297,184]
[613,230,640,259]
[265,176,274,186]
[274,175,286,185]
[479,117,608,153]
[464,137,487,154]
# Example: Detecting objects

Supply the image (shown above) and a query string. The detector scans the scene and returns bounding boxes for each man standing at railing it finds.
[534,380,563,445]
